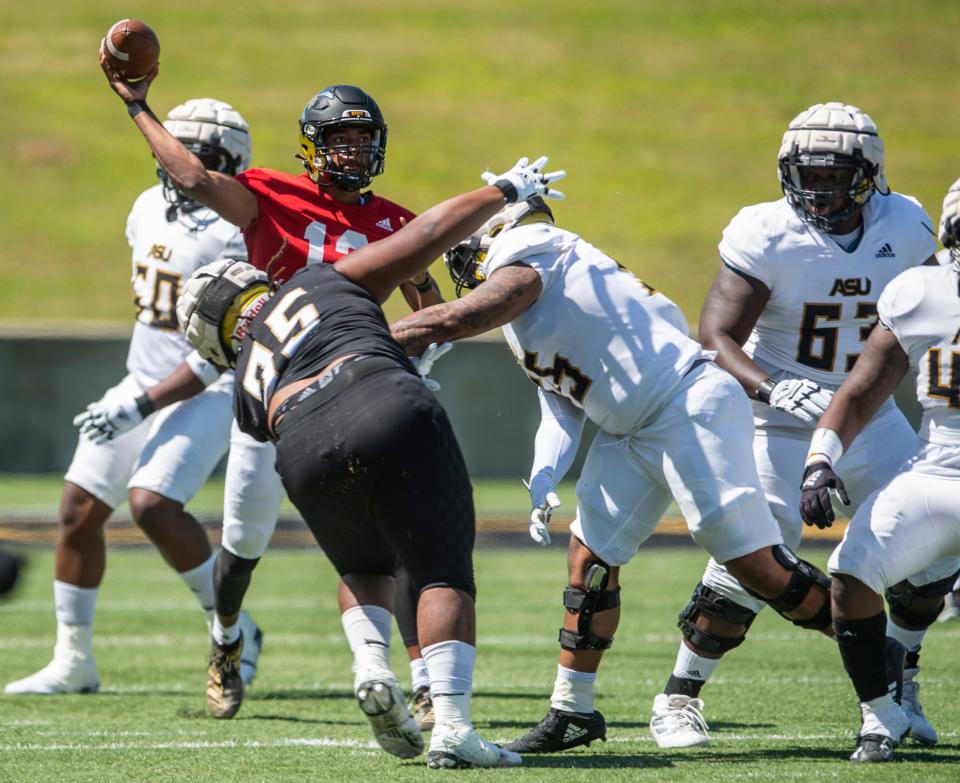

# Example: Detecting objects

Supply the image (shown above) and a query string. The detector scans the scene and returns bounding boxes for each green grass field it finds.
[4,2,960,326]
[2,546,958,782]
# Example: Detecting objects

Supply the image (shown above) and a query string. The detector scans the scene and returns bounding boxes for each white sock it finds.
[341,605,393,683]
[410,657,430,691]
[422,640,476,730]
[550,664,597,714]
[212,615,240,646]
[671,642,721,683]
[886,619,926,654]
[54,580,97,626]
[54,622,94,661]
[178,552,217,623]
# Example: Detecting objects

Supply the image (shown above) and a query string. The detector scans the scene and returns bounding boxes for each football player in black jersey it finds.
[176,157,564,769]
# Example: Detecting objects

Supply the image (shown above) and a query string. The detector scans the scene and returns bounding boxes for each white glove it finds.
[482,155,566,203]
[73,397,145,444]
[412,342,452,391]
[767,379,834,425]
[524,475,561,546]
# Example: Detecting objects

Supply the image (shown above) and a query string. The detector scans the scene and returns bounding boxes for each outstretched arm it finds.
[337,156,564,304]
[99,53,259,228]
[391,264,542,356]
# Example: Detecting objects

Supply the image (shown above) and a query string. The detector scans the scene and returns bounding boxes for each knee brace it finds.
[558,561,620,651]
[746,545,832,631]
[678,582,757,655]
[214,549,260,617]
[886,568,960,627]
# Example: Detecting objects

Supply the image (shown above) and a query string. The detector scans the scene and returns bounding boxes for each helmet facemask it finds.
[938,178,960,275]
[779,152,875,233]
[443,197,554,297]
[777,102,887,234]
[299,121,385,192]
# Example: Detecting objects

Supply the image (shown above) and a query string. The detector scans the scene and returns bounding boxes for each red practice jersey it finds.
[236,168,416,285]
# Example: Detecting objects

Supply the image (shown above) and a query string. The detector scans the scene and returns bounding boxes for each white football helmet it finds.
[938,177,960,271]
[177,259,269,368]
[777,102,888,231]
[160,98,252,214]
[443,197,554,296]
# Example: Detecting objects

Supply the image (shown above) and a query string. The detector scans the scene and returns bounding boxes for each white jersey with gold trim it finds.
[482,223,703,435]
[124,185,246,387]
[720,192,936,388]
[879,263,960,447]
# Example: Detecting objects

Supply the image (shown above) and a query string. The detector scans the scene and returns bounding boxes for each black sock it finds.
[214,550,260,617]
[835,611,888,702]
[664,675,704,698]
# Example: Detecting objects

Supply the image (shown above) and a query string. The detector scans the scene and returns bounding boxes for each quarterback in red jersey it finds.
[101,57,442,721]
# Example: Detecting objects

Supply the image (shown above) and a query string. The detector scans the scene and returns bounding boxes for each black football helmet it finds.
[444,197,554,297]
[297,85,387,191]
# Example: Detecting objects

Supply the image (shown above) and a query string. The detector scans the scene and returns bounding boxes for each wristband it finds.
[134,393,157,419]
[806,428,844,467]
[755,378,777,404]
[126,99,150,118]
[491,179,518,203]
[412,275,435,293]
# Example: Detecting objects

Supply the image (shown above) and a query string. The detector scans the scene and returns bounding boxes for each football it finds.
[101,19,160,81]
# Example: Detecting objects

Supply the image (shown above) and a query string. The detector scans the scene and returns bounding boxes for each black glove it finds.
[799,461,850,529]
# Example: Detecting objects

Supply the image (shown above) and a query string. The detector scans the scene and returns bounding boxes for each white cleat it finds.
[937,592,960,623]
[901,669,937,746]
[851,698,910,762]
[427,726,522,769]
[236,610,263,687]
[356,677,424,759]
[650,693,710,748]
[5,655,99,695]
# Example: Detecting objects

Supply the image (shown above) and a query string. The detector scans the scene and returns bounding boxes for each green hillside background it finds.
[3,1,960,326]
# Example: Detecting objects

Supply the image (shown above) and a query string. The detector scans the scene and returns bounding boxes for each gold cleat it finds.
[206,634,244,719]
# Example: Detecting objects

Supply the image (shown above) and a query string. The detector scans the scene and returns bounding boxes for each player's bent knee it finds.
[887,569,960,627]
[744,545,832,631]
[678,582,757,655]
[559,559,620,651]
[222,523,272,561]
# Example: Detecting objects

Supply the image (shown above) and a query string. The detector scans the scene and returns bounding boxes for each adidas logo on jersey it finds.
[875,243,895,258]
[376,218,394,232]
[562,725,589,743]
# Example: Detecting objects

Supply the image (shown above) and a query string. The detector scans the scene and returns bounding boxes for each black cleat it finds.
[503,707,606,753]
[850,733,896,763]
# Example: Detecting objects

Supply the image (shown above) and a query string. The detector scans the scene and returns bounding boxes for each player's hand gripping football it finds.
[524,475,561,546]
[412,341,452,391]
[767,378,833,425]
[799,461,850,529]
[73,396,146,445]
[98,43,158,104]
[482,156,566,203]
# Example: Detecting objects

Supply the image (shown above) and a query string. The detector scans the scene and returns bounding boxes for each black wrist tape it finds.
[135,393,156,419]
[492,179,518,203]
[126,99,150,118]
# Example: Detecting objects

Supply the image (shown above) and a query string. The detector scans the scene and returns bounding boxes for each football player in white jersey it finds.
[4,99,264,697]
[797,178,960,762]
[649,102,959,749]
[389,197,836,754]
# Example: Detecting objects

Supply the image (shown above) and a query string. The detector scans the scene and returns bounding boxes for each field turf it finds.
[2,544,959,781]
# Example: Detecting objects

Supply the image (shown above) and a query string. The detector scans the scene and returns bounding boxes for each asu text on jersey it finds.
[125,185,246,387]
